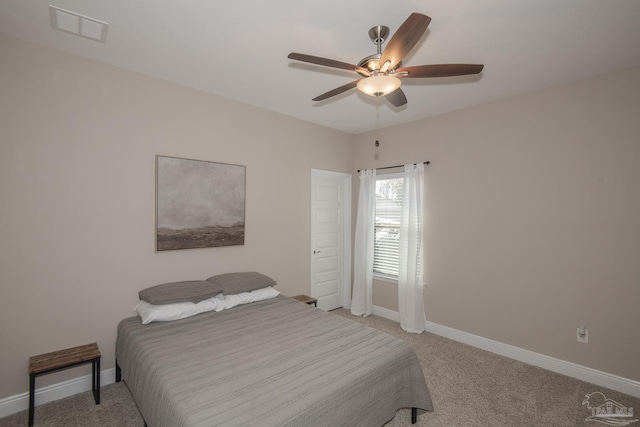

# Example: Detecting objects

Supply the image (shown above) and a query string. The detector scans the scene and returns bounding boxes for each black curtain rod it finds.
[357,161,430,173]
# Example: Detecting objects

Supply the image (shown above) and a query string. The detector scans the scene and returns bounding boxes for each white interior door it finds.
[310,170,351,311]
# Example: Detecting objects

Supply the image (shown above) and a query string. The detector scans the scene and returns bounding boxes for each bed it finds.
[115,293,433,426]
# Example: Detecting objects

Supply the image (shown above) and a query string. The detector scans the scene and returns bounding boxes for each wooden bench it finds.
[28,343,101,426]
[291,294,318,306]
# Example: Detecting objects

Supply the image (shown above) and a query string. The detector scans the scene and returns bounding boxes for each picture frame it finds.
[155,155,245,251]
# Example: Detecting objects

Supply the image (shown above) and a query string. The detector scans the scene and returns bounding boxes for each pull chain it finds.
[374,95,381,147]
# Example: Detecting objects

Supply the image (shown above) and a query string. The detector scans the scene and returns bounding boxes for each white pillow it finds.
[134,287,280,324]
[215,286,280,311]
[135,296,220,324]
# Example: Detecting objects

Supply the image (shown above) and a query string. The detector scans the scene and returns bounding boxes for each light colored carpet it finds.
[1,309,638,426]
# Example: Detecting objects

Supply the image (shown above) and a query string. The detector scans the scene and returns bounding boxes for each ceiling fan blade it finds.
[379,13,431,72]
[312,80,360,101]
[385,88,408,107]
[288,53,369,74]
[396,64,484,78]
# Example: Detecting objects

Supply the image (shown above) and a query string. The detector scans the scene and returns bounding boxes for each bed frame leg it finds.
[115,360,121,382]
[411,407,417,424]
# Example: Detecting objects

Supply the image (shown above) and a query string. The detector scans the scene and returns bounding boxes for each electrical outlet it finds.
[577,326,589,344]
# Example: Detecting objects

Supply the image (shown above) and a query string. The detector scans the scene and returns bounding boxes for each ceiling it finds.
[2,1,640,134]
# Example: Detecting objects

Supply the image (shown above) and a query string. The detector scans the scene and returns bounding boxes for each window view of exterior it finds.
[374,176,403,279]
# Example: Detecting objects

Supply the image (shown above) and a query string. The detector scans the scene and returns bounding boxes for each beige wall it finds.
[354,67,640,381]
[0,35,353,399]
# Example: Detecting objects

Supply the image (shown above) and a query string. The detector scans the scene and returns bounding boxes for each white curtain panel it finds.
[398,163,426,333]
[351,169,376,317]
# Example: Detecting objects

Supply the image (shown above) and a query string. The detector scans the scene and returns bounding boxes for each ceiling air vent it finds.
[49,5,109,43]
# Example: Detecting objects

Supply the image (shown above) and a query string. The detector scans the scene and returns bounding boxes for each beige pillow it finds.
[206,272,276,295]
[139,280,222,305]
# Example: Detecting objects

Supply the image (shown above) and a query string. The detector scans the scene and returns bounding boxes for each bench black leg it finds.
[29,374,35,426]
[92,357,100,404]
[411,407,417,424]
[115,361,121,383]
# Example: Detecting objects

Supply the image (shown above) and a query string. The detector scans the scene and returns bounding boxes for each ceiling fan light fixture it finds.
[357,75,401,97]
[289,12,483,107]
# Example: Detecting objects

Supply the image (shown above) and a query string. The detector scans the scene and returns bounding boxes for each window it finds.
[374,174,403,280]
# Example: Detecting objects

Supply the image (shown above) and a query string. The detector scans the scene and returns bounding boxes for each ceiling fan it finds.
[288,12,484,107]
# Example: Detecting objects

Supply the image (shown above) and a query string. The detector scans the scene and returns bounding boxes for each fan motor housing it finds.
[357,25,401,76]
[357,54,402,77]
[357,54,381,76]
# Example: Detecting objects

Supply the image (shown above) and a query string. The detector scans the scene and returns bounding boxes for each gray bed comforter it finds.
[116,295,433,427]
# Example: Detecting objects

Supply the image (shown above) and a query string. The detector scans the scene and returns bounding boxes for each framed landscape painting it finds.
[156,155,245,251]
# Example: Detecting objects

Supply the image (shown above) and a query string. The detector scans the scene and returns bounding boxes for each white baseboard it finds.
[372,304,400,322]
[0,368,115,419]
[372,305,640,399]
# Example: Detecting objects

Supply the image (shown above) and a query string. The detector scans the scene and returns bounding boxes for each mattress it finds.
[116,295,432,426]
